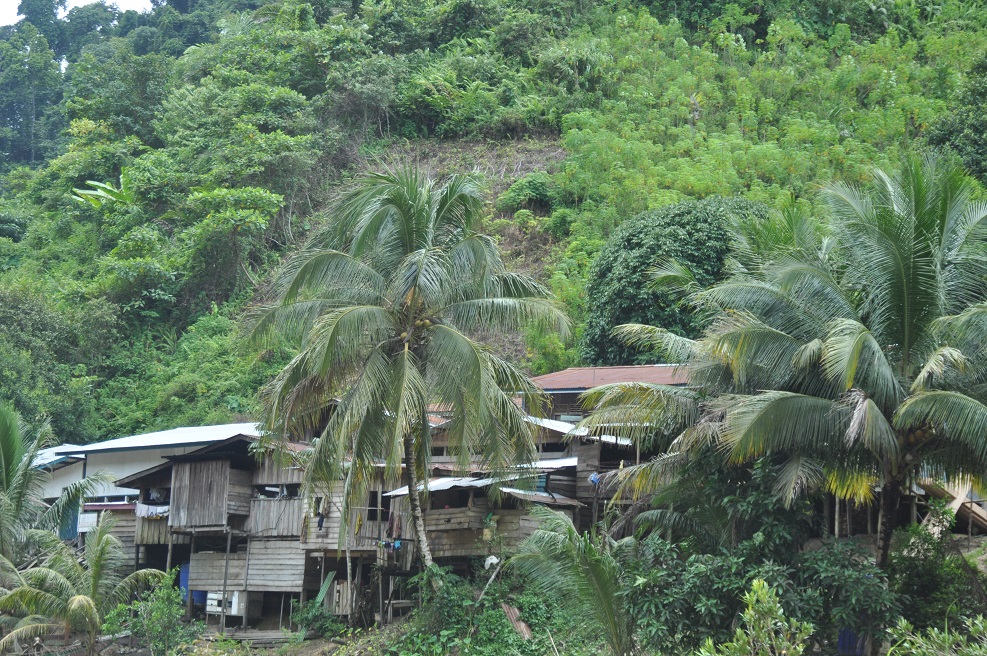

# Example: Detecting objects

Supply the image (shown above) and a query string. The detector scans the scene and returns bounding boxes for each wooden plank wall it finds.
[545,474,577,498]
[424,506,487,532]
[411,504,575,560]
[228,469,252,516]
[106,510,136,553]
[245,498,303,537]
[573,441,601,501]
[253,454,304,486]
[299,482,382,550]
[245,540,306,591]
[188,551,247,591]
[135,516,190,545]
[170,461,230,528]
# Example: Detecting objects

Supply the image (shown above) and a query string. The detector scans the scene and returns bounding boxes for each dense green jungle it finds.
[4,0,987,443]
[6,1,987,655]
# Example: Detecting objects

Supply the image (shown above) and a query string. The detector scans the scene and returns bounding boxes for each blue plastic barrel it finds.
[178,562,207,605]
[838,628,866,655]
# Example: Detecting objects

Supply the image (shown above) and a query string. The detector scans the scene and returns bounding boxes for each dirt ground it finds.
[955,532,987,571]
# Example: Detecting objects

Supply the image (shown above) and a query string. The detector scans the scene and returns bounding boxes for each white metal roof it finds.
[525,416,632,446]
[53,423,263,454]
[35,444,83,469]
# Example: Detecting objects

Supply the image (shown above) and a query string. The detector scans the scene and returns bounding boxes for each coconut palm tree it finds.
[253,167,568,567]
[0,514,164,655]
[583,154,987,568]
[0,401,106,563]
[509,505,639,656]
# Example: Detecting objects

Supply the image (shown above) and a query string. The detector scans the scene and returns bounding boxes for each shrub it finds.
[290,598,345,638]
[495,171,557,214]
[694,579,814,656]
[582,197,766,366]
[888,616,987,656]
[795,541,900,648]
[887,502,986,630]
[103,569,203,656]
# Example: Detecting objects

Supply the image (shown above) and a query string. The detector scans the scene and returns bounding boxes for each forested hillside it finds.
[2,0,986,442]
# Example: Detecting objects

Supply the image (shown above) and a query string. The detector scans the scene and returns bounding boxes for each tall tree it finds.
[582,198,758,366]
[585,154,987,568]
[16,0,65,57]
[927,54,987,187]
[0,22,61,165]
[253,167,568,567]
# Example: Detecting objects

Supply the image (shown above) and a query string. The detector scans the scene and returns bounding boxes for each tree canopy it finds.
[0,0,985,441]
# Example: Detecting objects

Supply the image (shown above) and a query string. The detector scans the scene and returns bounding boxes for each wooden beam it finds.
[187,534,196,619]
[166,529,174,572]
[220,528,232,635]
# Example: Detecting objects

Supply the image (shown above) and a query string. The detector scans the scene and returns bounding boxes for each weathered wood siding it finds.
[135,516,189,545]
[545,474,577,499]
[572,440,601,502]
[299,483,382,550]
[424,506,487,532]
[228,469,252,516]
[170,461,230,528]
[253,454,303,486]
[413,505,575,559]
[106,510,136,553]
[245,540,306,591]
[188,551,247,591]
[245,498,303,537]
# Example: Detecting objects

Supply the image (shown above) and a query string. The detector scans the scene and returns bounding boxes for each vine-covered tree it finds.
[582,198,764,366]
[927,54,987,186]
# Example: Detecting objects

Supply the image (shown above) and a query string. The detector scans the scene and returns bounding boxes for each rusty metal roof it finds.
[530,365,688,391]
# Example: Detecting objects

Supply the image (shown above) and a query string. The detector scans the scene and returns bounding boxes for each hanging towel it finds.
[135,503,169,518]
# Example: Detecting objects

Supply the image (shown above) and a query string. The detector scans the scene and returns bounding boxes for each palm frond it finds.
[896,391,987,465]
[580,383,700,448]
[0,621,62,654]
[718,391,846,462]
[821,318,903,413]
[509,506,635,656]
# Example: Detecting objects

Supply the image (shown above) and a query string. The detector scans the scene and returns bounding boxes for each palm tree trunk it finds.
[876,479,901,569]
[403,432,434,569]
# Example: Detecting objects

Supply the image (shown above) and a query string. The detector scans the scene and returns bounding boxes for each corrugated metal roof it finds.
[530,365,688,391]
[384,456,578,496]
[35,444,83,469]
[384,476,497,497]
[500,487,584,507]
[54,423,262,454]
[525,416,632,446]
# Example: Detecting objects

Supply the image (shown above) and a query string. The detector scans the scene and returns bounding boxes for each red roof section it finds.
[531,365,688,391]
